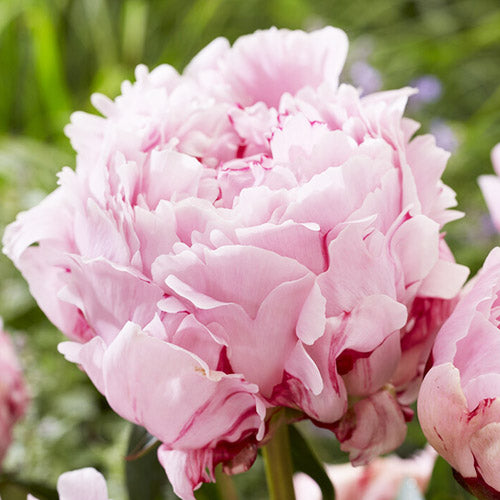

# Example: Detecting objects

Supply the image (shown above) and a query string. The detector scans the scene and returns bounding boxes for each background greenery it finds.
[1,0,499,498]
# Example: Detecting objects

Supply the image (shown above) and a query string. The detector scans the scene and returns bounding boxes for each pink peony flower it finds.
[418,247,500,497]
[28,467,110,500]
[479,143,500,230]
[0,322,28,466]
[4,26,468,498]
[294,445,436,500]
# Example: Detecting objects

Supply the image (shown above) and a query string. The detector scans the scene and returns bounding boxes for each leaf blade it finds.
[289,424,335,500]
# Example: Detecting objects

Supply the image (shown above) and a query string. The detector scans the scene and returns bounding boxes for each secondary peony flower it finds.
[28,467,110,500]
[4,26,468,498]
[0,322,28,466]
[479,143,500,230]
[418,247,500,497]
[294,445,436,500]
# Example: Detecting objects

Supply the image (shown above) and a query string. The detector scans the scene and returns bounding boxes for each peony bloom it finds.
[28,467,110,500]
[0,322,28,466]
[294,445,436,500]
[479,143,500,230]
[418,247,500,497]
[4,26,467,498]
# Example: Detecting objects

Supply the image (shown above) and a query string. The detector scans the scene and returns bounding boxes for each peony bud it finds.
[418,247,500,496]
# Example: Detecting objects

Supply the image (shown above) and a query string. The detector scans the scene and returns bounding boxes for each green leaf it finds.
[195,481,223,500]
[426,455,475,500]
[121,0,148,64]
[0,474,58,500]
[23,1,72,134]
[125,424,169,500]
[289,424,335,500]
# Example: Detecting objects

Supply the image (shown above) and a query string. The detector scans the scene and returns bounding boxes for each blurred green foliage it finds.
[1,0,500,498]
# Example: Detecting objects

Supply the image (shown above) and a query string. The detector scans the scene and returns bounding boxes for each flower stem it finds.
[262,424,296,500]
[214,464,239,500]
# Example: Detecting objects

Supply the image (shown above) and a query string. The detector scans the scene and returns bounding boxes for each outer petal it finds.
[76,323,264,447]
[470,422,500,491]
[418,363,477,477]
[157,448,209,500]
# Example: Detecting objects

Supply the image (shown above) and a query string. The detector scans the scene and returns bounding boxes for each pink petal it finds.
[218,27,348,107]
[470,422,500,491]
[57,468,109,500]
[84,322,264,448]
[58,257,162,343]
[417,363,476,478]
[479,174,500,231]
[335,390,407,465]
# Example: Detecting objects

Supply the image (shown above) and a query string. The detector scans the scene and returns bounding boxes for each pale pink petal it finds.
[96,323,264,447]
[57,468,109,500]
[58,337,106,394]
[58,257,163,343]
[184,37,230,75]
[335,390,407,465]
[275,321,347,423]
[491,143,500,175]
[341,332,402,396]
[389,215,439,286]
[418,363,477,478]
[318,220,398,315]
[235,221,327,275]
[157,447,214,500]
[470,422,500,491]
[479,143,500,231]
[217,27,348,107]
[417,258,469,299]
[479,174,500,231]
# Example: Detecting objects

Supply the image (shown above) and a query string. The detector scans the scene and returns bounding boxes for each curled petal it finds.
[334,390,407,465]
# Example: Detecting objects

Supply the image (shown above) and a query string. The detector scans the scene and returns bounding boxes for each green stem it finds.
[262,424,296,500]
[214,465,239,500]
